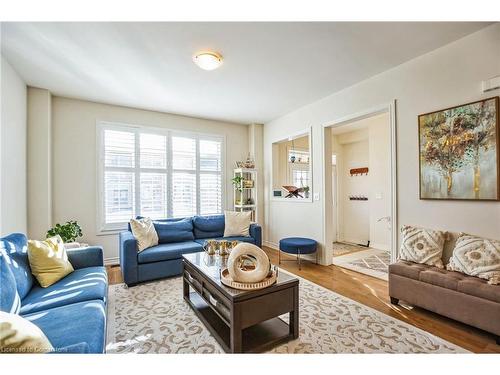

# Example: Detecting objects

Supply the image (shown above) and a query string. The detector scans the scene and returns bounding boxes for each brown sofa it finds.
[389,232,500,345]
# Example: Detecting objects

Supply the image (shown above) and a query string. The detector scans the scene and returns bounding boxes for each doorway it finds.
[323,103,397,280]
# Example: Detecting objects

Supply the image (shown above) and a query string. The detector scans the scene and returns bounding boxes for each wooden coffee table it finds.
[182,252,299,353]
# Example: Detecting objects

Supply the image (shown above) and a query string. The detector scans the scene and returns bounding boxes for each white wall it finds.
[27,87,52,240]
[49,97,249,262]
[335,132,370,245]
[368,114,391,251]
[248,123,264,226]
[1,56,27,235]
[264,23,500,264]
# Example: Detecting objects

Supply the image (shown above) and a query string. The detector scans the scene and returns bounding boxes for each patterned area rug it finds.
[348,251,390,274]
[332,249,390,280]
[333,242,367,256]
[106,273,466,354]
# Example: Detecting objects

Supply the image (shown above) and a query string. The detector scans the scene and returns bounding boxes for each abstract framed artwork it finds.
[419,96,499,200]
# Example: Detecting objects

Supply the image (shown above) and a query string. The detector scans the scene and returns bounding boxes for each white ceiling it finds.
[1,22,492,124]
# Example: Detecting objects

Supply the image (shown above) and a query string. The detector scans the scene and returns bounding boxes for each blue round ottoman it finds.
[279,237,318,270]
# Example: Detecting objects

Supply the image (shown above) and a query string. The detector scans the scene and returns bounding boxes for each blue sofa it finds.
[119,214,262,286]
[0,233,107,354]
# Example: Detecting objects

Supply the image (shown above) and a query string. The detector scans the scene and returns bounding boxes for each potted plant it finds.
[303,186,310,198]
[231,176,244,192]
[47,221,85,248]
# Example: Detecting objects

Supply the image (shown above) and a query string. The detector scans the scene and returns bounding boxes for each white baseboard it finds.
[342,238,370,247]
[263,240,279,250]
[104,257,119,266]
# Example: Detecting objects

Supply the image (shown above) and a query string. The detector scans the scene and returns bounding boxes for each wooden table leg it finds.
[230,304,242,353]
[289,285,299,339]
[182,265,189,299]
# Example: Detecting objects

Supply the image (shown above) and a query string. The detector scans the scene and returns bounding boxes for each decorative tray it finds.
[220,268,277,290]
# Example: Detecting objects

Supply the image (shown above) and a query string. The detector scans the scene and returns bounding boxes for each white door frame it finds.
[321,101,398,264]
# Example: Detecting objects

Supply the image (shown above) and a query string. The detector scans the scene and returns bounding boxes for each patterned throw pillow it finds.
[398,225,446,268]
[447,233,500,285]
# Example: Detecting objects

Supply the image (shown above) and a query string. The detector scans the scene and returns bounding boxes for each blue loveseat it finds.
[0,233,107,354]
[119,214,262,286]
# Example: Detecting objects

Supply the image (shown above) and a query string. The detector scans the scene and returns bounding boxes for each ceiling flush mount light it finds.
[193,51,223,71]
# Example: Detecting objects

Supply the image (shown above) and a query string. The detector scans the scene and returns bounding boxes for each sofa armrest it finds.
[119,231,138,286]
[67,246,104,269]
[250,223,262,248]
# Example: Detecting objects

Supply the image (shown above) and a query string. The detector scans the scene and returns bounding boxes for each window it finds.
[98,122,224,231]
[288,147,310,188]
[291,167,310,188]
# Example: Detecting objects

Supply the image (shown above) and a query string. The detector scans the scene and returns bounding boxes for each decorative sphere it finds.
[227,243,270,283]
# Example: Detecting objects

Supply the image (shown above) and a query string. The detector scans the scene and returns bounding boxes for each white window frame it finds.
[96,121,225,233]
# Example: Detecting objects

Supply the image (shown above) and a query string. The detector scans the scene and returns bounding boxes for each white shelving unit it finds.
[233,168,257,221]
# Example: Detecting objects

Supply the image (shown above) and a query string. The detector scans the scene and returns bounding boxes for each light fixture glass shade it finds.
[193,51,223,71]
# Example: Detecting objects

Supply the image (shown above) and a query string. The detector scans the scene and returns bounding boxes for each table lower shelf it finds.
[185,291,294,353]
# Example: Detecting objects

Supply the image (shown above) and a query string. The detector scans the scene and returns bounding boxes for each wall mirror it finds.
[271,128,312,201]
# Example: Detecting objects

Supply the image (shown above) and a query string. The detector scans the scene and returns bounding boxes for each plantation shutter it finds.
[100,123,224,230]
[199,139,223,215]
[139,133,167,219]
[103,129,136,224]
[171,136,197,218]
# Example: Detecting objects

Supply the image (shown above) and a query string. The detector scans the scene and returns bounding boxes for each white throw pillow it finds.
[224,211,252,237]
[130,217,159,252]
[0,312,54,353]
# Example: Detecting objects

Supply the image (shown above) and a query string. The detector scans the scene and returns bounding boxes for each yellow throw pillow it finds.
[28,235,74,288]
[0,312,54,353]
[130,217,159,252]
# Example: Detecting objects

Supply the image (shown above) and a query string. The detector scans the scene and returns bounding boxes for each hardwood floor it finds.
[106,246,500,353]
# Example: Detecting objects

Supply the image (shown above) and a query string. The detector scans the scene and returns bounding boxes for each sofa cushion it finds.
[1,233,34,300]
[20,266,108,315]
[391,260,500,304]
[54,342,90,353]
[153,218,194,244]
[0,251,21,314]
[23,300,106,354]
[137,241,203,264]
[388,260,431,280]
[192,215,225,239]
[194,236,256,247]
[418,268,465,290]
[457,277,500,304]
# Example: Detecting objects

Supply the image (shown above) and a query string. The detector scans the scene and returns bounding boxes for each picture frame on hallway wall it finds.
[418,96,500,201]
